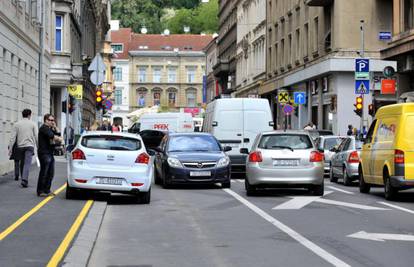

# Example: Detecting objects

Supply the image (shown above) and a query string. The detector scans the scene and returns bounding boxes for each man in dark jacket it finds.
[37,114,63,197]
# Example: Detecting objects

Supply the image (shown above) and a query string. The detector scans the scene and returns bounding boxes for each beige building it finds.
[235,0,266,97]
[263,0,396,134]
[128,34,212,111]
[381,0,414,103]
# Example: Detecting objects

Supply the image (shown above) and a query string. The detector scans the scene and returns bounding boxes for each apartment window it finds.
[186,67,196,83]
[268,47,272,73]
[404,0,414,30]
[168,67,177,83]
[55,15,63,52]
[114,89,122,105]
[153,90,161,106]
[111,44,123,53]
[295,29,300,61]
[138,67,146,82]
[313,17,319,53]
[153,67,162,83]
[114,67,122,81]
[304,23,309,57]
[288,34,292,66]
[275,43,278,69]
[186,89,196,107]
[280,39,285,67]
[137,89,147,107]
[168,91,176,107]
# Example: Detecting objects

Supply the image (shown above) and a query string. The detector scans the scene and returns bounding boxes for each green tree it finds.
[192,0,218,33]
[164,8,195,34]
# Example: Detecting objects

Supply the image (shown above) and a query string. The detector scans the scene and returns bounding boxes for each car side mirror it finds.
[223,146,232,152]
[212,121,218,127]
[147,149,156,156]
[153,147,162,153]
[240,148,249,154]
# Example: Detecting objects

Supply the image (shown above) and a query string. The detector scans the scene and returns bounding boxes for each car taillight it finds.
[394,149,405,164]
[347,151,359,163]
[136,152,150,164]
[72,149,86,160]
[310,151,324,162]
[249,151,263,162]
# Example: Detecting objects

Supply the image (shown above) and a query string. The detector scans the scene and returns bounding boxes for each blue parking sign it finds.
[355,59,369,73]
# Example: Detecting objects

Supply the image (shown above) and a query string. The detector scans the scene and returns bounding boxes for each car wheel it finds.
[222,181,231,189]
[359,167,370,193]
[329,164,337,183]
[312,183,324,196]
[245,179,257,196]
[384,171,398,201]
[139,189,151,204]
[343,167,352,186]
[66,182,78,199]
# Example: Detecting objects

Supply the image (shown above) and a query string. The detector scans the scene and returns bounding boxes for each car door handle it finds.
[237,134,242,136]
[243,138,250,143]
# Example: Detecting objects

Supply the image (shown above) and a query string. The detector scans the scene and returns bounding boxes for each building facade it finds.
[214,0,237,95]
[129,35,211,112]
[381,0,414,104]
[235,0,266,97]
[0,0,51,174]
[262,0,395,134]
[204,36,219,102]
[49,0,110,134]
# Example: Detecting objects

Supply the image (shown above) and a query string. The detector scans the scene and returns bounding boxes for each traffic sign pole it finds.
[360,20,365,134]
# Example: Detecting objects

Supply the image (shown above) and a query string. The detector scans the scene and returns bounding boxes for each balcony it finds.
[305,0,333,6]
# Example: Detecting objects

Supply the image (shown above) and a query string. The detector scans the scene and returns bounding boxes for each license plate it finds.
[190,171,211,177]
[96,177,123,185]
[273,160,299,166]
[223,143,239,148]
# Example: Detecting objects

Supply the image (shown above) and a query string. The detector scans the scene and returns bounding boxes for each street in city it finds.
[1,158,414,266]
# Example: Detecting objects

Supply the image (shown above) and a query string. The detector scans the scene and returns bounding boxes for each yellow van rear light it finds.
[394,150,405,164]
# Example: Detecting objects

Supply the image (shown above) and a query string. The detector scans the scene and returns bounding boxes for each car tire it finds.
[312,183,324,196]
[359,167,370,193]
[140,189,151,204]
[384,171,398,201]
[66,182,78,199]
[222,181,231,189]
[329,165,337,183]
[245,179,257,196]
[343,167,352,186]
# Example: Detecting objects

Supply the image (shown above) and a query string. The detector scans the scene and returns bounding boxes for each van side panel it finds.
[400,115,414,180]
[243,99,273,151]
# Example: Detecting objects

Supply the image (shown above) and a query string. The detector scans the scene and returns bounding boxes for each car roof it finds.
[82,131,141,139]
[261,130,310,135]
[168,132,212,137]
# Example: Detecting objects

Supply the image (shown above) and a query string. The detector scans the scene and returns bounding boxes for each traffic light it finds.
[368,104,375,117]
[354,96,363,117]
[96,88,103,109]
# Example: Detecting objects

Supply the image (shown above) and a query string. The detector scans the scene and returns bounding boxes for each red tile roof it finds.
[110,28,132,59]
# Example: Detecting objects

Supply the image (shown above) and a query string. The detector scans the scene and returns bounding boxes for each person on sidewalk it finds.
[37,114,63,197]
[8,109,38,187]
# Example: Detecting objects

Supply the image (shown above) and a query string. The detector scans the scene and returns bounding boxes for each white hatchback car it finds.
[67,132,153,204]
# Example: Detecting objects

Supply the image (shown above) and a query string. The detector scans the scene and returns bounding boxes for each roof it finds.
[110,28,133,59]
[376,103,414,117]
[129,34,213,52]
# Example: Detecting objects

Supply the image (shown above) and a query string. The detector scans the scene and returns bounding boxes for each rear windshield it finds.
[259,134,313,150]
[81,135,141,151]
[324,138,345,150]
[168,135,221,152]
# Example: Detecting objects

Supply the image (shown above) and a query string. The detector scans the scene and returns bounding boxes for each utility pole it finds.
[360,20,365,133]
[37,0,45,127]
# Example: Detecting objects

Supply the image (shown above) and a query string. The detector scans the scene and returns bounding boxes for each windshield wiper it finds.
[271,145,294,151]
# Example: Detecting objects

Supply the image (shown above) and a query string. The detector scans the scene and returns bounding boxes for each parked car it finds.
[359,103,414,200]
[154,133,232,188]
[315,135,346,175]
[139,130,166,150]
[203,98,274,174]
[67,132,153,204]
[241,131,325,196]
[329,137,363,185]
[306,129,334,141]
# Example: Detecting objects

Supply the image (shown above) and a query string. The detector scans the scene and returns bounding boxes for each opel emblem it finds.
[197,162,203,168]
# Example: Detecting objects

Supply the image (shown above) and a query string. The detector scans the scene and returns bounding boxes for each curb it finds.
[61,201,107,267]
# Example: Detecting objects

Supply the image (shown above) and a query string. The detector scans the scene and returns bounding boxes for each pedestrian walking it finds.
[346,125,353,136]
[8,109,38,187]
[37,114,63,197]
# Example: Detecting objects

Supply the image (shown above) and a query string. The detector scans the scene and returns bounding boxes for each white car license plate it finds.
[273,159,299,166]
[96,177,123,185]
[190,171,211,177]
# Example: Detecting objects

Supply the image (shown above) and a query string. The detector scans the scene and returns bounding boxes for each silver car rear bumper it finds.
[246,163,324,186]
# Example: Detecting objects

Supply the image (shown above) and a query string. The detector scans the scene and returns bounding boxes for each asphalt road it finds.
[88,179,414,267]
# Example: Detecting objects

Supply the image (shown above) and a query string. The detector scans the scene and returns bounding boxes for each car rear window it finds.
[81,135,141,151]
[324,138,345,150]
[259,134,313,150]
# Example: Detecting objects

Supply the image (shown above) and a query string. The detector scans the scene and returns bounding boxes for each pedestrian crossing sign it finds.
[355,80,370,95]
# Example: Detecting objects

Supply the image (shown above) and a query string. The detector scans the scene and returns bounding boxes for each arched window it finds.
[186,88,197,107]
[167,87,177,107]
[137,87,148,107]
[152,88,162,106]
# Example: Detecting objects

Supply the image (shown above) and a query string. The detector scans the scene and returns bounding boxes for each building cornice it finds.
[129,51,205,57]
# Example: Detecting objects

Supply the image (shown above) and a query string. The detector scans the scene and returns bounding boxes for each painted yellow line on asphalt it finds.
[0,184,67,241]
[47,200,94,267]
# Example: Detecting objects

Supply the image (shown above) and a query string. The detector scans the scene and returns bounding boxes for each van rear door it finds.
[243,99,273,151]
[215,110,243,156]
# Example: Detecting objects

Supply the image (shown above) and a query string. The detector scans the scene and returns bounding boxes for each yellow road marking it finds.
[47,200,94,267]
[0,184,67,241]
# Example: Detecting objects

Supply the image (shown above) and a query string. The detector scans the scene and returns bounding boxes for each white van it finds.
[137,112,194,133]
[204,98,274,174]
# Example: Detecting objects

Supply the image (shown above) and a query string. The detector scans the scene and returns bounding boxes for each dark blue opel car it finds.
[154,133,232,188]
